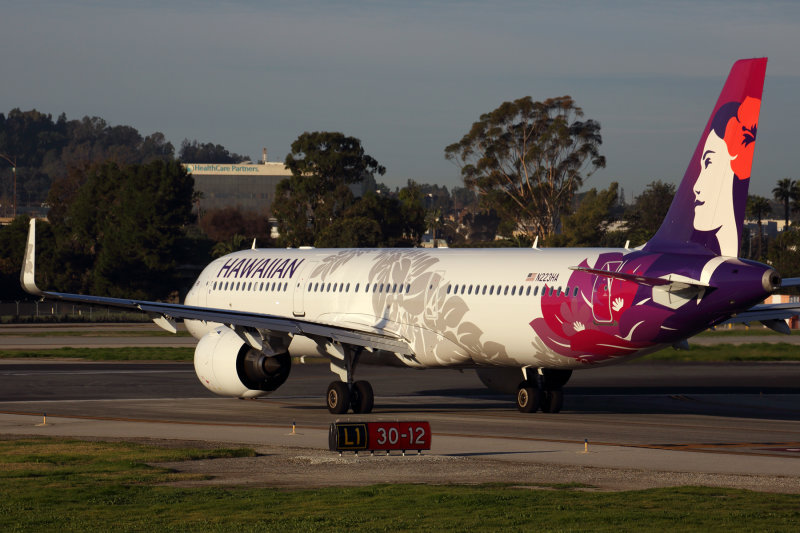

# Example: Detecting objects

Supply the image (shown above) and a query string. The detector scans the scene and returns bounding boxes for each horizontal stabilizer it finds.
[721,303,800,329]
[569,266,711,290]
[761,318,791,335]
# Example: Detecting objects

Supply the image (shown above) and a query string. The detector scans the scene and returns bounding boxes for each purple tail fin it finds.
[645,58,767,257]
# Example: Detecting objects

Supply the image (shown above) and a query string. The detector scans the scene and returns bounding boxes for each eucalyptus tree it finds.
[623,181,676,246]
[553,182,619,247]
[273,131,385,246]
[444,96,605,241]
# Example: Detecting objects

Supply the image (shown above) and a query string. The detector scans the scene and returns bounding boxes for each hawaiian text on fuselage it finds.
[217,257,305,279]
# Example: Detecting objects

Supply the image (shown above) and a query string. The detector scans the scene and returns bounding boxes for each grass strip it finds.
[4,343,800,363]
[643,342,800,362]
[0,347,194,361]
[0,438,798,532]
[696,328,792,337]
[1,314,150,324]
[0,330,192,337]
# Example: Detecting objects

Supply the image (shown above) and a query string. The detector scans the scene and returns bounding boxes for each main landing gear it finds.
[516,369,572,413]
[324,342,375,414]
[326,380,374,414]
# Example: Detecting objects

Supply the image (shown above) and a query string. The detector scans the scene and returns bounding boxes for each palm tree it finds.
[747,195,771,259]
[425,208,443,247]
[212,234,247,258]
[772,178,797,228]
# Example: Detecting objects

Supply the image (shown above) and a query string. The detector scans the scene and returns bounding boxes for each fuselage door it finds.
[292,260,318,317]
[591,260,622,324]
[424,270,446,321]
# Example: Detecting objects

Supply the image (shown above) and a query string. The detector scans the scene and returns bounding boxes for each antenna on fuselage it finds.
[251,238,257,250]
[532,236,539,249]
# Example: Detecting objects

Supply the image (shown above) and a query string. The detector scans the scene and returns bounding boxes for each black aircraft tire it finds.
[541,389,564,413]
[516,382,541,413]
[351,380,374,414]
[326,381,350,414]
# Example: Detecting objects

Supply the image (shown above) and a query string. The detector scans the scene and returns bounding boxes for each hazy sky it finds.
[2,1,799,200]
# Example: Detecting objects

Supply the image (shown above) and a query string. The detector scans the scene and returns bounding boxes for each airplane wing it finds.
[20,220,413,356]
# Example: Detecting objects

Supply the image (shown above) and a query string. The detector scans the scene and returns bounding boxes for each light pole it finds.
[0,154,17,218]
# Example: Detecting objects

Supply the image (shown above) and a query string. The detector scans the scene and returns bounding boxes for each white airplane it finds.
[20,58,800,414]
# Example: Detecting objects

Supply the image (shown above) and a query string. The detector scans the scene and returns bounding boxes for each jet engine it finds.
[194,326,291,398]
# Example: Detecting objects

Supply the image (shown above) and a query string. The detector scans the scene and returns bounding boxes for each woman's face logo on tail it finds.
[692,97,760,257]
[694,130,734,232]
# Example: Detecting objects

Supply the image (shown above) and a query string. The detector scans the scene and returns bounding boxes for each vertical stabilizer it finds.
[645,58,767,257]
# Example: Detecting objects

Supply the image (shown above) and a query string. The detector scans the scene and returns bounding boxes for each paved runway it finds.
[2,322,800,490]
[1,357,799,489]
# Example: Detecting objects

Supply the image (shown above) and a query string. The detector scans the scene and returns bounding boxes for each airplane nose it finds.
[763,268,781,292]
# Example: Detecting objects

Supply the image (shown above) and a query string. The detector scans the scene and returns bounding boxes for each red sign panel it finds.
[329,421,431,452]
[367,421,431,451]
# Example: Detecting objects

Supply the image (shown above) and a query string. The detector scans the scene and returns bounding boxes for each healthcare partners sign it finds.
[183,162,291,176]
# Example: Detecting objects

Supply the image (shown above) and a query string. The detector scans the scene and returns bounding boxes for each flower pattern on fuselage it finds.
[530,251,674,364]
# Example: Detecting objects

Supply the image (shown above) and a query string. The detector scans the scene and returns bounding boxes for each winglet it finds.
[20,218,43,296]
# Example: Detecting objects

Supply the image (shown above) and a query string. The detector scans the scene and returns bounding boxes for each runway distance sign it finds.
[329,421,432,453]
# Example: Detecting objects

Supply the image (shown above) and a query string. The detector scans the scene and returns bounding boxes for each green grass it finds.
[0,438,798,532]
[696,327,791,337]
[642,342,800,362]
[0,329,192,337]
[1,313,151,324]
[0,347,194,361]
[4,343,800,363]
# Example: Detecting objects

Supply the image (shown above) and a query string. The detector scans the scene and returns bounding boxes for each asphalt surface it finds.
[1,323,800,491]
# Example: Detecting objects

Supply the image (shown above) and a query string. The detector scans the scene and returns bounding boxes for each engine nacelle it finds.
[194,326,291,398]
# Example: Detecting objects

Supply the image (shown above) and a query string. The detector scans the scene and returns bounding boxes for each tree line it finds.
[2,100,800,304]
[0,109,249,302]
[0,108,247,217]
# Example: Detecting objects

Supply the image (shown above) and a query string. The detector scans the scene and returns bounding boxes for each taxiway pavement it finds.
[1,358,799,491]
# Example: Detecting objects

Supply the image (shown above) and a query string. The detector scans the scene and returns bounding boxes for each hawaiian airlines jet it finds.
[21,58,800,414]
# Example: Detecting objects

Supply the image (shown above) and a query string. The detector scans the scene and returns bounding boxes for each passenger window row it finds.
[447,284,579,298]
[212,280,289,292]
[210,279,579,299]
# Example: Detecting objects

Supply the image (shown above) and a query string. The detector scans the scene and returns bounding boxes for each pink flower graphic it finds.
[723,96,760,180]
[530,252,673,364]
